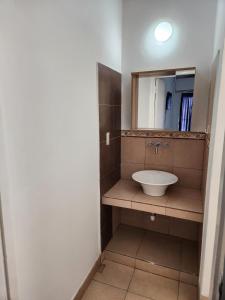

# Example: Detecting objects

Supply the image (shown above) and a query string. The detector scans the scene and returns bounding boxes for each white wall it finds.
[199,0,225,298]
[122,0,217,131]
[214,0,225,55]
[0,1,122,300]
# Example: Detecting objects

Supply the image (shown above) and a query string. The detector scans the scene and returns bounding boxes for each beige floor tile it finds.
[104,250,136,267]
[136,231,182,270]
[136,259,179,281]
[181,240,198,274]
[102,196,132,209]
[129,269,179,300]
[125,292,149,300]
[94,260,134,290]
[82,280,126,300]
[178,283,198,300]
[106,225,144,257]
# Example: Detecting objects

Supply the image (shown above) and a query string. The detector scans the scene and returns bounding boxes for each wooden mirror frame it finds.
[131,67,196,130]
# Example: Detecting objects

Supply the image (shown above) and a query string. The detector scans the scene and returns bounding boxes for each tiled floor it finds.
[81,260,198,300]
[106,225,199,275]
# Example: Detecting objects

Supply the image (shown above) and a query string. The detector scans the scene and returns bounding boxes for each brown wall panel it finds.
[98,63,121,250]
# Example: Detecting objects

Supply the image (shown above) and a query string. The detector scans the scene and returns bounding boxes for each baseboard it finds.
[73,255,101,300]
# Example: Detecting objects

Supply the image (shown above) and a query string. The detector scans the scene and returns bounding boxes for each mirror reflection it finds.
[136,69,196,131]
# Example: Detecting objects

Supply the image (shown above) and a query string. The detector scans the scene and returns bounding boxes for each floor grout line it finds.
[126,290,155,300]
[177,280,181,300]
[127,267,135,292]
[135,228,146,259]
[92,278,128,292]
[91,264,190,300]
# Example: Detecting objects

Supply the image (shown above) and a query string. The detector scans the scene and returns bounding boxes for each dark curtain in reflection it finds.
[165,92,172,110]
[179,93,193,131]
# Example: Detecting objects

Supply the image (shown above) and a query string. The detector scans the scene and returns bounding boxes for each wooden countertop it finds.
[102,180,204,223]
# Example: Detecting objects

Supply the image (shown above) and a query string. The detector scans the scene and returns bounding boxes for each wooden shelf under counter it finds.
[102,180,204,223]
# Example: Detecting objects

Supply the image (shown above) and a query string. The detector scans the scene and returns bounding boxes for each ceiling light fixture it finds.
[154,22,173,42]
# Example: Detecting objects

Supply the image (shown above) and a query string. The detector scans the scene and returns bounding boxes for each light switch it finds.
[106,132,110,146]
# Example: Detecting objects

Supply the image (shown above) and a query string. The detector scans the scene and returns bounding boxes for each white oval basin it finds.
[132,170,178,197]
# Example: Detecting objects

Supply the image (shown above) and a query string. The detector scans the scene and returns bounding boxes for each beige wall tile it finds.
[121,137,205,190]
[120,209,169,235]
[94,260,134,290]
[120,209,199,240]
[121,163,145,179]
[133,191,167,206]
[113,207,121,233]
[178,283,198,300]
[180,272,198,286]
[135,259,179,281]
[102,197,132,209]
[169,219,199,241]
[122,137,146,163]
[120,209,146,229]
[104,250,136,268]
[136,231,182,270]
[106,225,144,257]
[129,269,179,300]
[166,208,203,223]
[173,140,204,170]
[181,240,199,275]
[145,138,174,167]
[81,281,126,300]
[142,214,170,234]
[145,164,173,172]
[132,202,166,215]
[173,167,202,189]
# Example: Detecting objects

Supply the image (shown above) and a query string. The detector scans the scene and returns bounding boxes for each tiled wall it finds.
[121,137,205,189]
[120,208,199,241]
[98,63,121,250]
[119,136,205,242]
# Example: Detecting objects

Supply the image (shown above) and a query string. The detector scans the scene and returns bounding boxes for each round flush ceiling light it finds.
[154,22,173,42]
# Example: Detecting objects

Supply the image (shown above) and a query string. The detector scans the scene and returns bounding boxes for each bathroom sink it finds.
[132,170,178,196]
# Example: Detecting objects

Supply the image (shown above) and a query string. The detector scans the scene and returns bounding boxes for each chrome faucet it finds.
[147,141,169,154]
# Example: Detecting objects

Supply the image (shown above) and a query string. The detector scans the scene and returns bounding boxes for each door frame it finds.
[200,42,225,299]
[0,195,9,300]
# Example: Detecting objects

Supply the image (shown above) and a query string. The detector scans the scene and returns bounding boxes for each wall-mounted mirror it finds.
[131,68,196,131]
